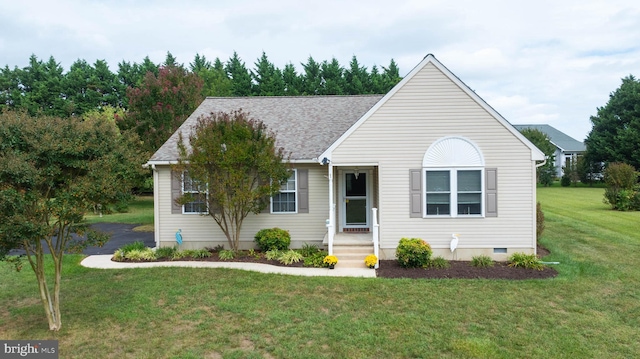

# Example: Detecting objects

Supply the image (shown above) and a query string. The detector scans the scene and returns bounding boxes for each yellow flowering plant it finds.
[323,255,338,266]
[364,254,378,268]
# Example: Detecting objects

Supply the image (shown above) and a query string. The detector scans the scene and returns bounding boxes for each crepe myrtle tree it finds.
[175,110,290,251]
[0,110,145,331]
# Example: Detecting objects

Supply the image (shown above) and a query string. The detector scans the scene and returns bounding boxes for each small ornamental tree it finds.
[0,110,144,331]
[175,110,290,251]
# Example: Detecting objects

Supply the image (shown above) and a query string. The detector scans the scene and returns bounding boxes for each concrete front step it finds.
[333,246,374,256]
[334,259,370,269]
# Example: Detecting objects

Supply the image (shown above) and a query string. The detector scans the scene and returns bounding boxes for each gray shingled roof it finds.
[149,95,384,162]
[513,124,586,152]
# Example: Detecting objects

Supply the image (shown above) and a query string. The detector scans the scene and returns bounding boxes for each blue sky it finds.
[1,0,639,141]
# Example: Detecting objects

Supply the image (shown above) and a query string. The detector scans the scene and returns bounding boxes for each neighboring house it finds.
[513,124,586,177]
[147,54,544,264]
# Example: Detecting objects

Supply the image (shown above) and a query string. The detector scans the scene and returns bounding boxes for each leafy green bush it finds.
[428,256,450,269]
[508,252,544,270]
[396,238,432,268]
[298,243,320,257]
[303,251,328,267]
[254,227,291,251]
[218,249,236,260]
[603,162,640,210]
[112,249,124,261]
[560,175,571,187]
[536,202,545,240]
[125,248,156,261]
[120,241,146,254]
[155,246,177,259]
[278,250,304,265]
[471,255,494,268]
[265,249,281,261]
[181,249,211,259]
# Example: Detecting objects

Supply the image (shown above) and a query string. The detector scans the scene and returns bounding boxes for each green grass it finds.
[2,187,640,358]
[84,196,154,226]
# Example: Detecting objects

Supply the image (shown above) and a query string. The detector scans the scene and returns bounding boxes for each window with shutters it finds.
[271,169,297,213]
[182,171,207,214]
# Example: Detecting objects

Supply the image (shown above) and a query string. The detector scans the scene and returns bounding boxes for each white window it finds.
[425,169,483,216]
[422,136,485,218]
[182,171,207,214]
[271,170,297,213]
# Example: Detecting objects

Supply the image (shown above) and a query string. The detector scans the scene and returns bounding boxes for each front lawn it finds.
[1,187,639,358]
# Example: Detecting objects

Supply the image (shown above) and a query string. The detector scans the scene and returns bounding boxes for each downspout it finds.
[151,164,160,248]
[320,157,335,255]
[327,161,334,255]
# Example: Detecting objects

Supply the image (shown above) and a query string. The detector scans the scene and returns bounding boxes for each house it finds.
[147,54,545,265]
[513,124,586,177]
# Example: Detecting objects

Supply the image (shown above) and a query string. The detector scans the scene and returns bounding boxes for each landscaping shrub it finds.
[508,252,544,270]
[536,202,545,240]
[154,246,177,259]
[603,162,640,211]
[303,251,328,267]
[120,241,146,254]
[471,255,494,268]
[125,248,156,261]
[265,249,281,261]
[254,227,291,251]
[298,243,320,257]
[278,250,304,265]
[396,238,432,268]
[218,249,236,260]
[428,256,450,268]
[560,175,571,187]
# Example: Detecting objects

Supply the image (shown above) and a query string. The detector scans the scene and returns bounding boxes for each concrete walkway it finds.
[81,255,377,278]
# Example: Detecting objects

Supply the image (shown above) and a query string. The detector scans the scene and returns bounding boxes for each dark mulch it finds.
[375,244,557,280]
[117,245,558,280]
[375,260,557,280]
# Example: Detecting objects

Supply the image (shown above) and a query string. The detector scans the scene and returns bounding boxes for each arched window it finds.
[422,137,485,217]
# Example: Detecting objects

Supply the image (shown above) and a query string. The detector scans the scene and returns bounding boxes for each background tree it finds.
[319,58,345,95]
[251,52,285,96]
[344,55,370,95]
[0,110,145,331]
[585,75,640,170]
[301,56,322,95]
[382,59,402,92]
[225,52,252,96]
[282,63,302,95]
[122,65,204,153]
[175,110,290,251]
[520,128,557,186]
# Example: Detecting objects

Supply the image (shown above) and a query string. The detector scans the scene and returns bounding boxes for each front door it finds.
[341,171,369,230]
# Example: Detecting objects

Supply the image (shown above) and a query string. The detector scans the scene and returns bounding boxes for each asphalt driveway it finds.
[8,223,155,256]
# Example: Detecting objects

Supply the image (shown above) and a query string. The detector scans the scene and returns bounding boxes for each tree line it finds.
[0,51,402,117]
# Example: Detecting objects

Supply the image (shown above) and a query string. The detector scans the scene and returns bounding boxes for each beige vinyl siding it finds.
[155,164,329,249]
[331,62,537,253]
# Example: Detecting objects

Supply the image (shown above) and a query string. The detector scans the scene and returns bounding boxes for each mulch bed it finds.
[117,245,557,280]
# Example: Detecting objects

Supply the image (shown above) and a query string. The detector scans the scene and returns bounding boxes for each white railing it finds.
[372,207,379,269]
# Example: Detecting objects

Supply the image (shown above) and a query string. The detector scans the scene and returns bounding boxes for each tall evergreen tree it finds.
[344,55,370,95]
[301,56,322,95]
[319,58,345,95]
[225,52,252,96]
[382,59,402,92]
[282,63,302,96]
[251,51,285,96]
[20,55,69,116]
[190,53,212,73]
